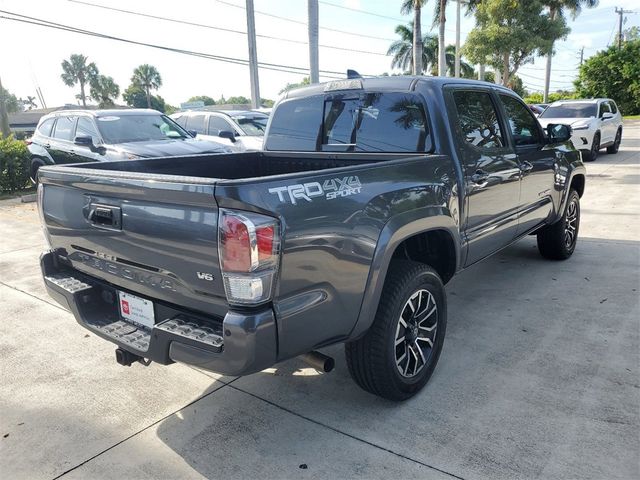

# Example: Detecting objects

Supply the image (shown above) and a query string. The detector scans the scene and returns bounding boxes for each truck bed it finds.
[68,151,424,181]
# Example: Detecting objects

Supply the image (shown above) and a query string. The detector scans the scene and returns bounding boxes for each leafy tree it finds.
[123,84,166,112]
[523,90,577,103]
[0,84,21,114]
[279,77,310,95]
[622,26,639,43]
[188,95,215,106]
[60,54,99,107]
[131,64,162,109]
[225,96,251,105]
[261,98,275,108]
[90,75,120,108]
[463,0,568,86]
[400,0,428,75]
[574,40,640,115]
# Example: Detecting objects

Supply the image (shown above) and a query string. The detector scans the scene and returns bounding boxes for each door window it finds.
[598,102,611,117]
[185,114,206,134]
[52,116,75,141]
[37,118,55,137]
[75,117,100,144]
[499,95,541,146]
[452,90,505,149]
[208,116,234,135]
[607,101,617,114]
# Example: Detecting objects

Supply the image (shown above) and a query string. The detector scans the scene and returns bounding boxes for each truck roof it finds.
[283,75,514,99]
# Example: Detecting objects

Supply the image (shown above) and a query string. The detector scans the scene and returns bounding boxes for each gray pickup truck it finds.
[38,76,585,400]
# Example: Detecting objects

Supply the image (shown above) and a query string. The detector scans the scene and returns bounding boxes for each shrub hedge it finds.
[0,135,31,193]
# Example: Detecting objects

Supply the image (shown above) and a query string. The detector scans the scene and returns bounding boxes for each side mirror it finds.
[187,130,198,137]
[547,124,572,143]
[74,135,94,147]
[218,130,237,143]
[601,112,614,120]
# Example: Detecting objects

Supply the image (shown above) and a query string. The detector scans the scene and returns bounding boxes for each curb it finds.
[21,194,37,203]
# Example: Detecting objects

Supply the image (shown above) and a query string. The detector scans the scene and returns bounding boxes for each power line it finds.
[318,1,406,22]
[213,0,396,42]
[67,0,389,57]
[0,11,350,79]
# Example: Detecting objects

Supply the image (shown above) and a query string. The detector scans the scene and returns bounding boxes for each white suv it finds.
[537,99,623,161]
[171,110,268,152]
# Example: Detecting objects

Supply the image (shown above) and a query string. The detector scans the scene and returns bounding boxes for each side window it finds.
[452,90,505,149]
[186,114,206,134]
[598,102,611,117]
[172,115,187,128]
[607,101,617,114]
[52,116,76,141]
[499,95,541,146]
[208,116,234,136]
[75,117,100,144]
[37,118,55,137]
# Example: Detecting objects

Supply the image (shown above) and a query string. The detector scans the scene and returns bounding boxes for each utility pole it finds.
[0,76,10,138]
[308,0,319,84]
[455,0,461,78]
[579,46,584,66]
[615,7,632,49]
[478,63,485,81]
[245,0,261,109]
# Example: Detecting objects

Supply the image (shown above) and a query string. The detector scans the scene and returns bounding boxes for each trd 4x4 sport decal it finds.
[268,176,362,205]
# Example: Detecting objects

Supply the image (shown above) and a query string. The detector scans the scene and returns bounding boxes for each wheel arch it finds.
[348,210,461,340]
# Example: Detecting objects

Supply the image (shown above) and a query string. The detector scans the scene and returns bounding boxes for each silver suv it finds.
[537,99,623,161]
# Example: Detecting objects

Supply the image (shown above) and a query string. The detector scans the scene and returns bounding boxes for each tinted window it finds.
[75,117,100,143]
[452,90,505,149]
[266,93,430,152]
[52,116,75,141]
[499,95,541,146]
[599,102,611,117]
[186,114,207,134]
[266,95,323,150]
[208,116,234,136]
[540,103,597,118]
[234,113,268,136]
[608,101,618,114]
[37,118,55,137]
[96,115,188,143]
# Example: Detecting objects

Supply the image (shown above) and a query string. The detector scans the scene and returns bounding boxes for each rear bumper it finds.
[41,250,277,376]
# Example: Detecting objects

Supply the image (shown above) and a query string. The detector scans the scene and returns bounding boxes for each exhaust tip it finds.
[300,351,335,373]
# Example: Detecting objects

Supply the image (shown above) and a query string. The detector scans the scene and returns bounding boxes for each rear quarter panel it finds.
[215,155,460,360]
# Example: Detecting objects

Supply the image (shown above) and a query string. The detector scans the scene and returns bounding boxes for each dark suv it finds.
[28,109,230,182]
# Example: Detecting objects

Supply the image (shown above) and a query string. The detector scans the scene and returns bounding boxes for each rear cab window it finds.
[266,92,431,152]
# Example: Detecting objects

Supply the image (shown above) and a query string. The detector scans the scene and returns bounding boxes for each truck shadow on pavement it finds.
[154,236,640,480]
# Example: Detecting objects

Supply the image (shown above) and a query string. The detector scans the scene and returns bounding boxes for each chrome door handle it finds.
[520,161,533,173]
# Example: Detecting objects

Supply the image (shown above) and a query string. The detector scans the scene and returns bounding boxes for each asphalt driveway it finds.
[1,123,639,480]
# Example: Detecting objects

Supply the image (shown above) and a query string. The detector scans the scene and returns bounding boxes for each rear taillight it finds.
[218,209,280,305]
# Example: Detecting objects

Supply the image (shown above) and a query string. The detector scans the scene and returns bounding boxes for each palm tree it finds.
[131,64,162,109]
[387,24,438,73]
[23,96,37,110]
[433,0,448,76]
[401,0,428,75]
[430,45,475,77]
[60,54,99,107]
[90,75,120,108]
[542,0,598,101]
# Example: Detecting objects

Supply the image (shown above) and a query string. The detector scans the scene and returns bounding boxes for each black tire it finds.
[585,132,600,162]
[345,260,447,401]
[537,189,580,260]
[606,128,622,154]
[30,159,44,184]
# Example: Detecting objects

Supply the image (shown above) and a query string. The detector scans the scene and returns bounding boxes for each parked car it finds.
[27,109,230,182]
[38,76,585,401]
[537,99,623,161]
[171,110,268,151]
[528,104,545,116]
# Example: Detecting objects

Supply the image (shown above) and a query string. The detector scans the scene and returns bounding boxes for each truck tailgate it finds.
[39,167,228,317]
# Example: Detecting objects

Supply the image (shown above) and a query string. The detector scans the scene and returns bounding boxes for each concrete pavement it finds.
[1,123,638,480]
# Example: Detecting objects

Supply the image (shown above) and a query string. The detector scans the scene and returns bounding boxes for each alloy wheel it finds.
[395,289,438,378]
[564,199,579,248]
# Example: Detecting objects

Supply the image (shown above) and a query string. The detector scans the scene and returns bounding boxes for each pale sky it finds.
[1,0,638,108]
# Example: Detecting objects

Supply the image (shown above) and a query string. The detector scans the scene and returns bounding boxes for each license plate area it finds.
[118,291,155,330]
